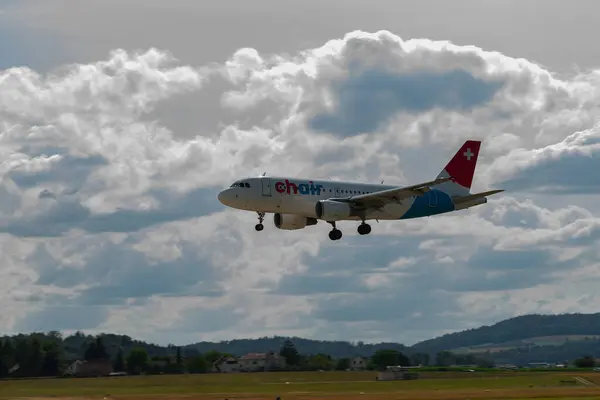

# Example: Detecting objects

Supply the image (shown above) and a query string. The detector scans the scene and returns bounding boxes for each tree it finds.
[95,336,109,359]
[114,348,125,372]
[435,351,455,367]
[40,341,63,377]
[84,341,98,361]
[203,350,223,365]
[410,352,430,366]
[0,340,11,378]
[27,337,44,377]
[335,357,351,371]
[84,336,109,361]
[176,347,182,366]
[371,350,410,370]
[186,356,208,373]
[306,353,334,370]
[126,347,149,375]
[279,339,301,366]
[574,356,596,368]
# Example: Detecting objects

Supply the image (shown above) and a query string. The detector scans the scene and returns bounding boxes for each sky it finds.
[1,0,600,347]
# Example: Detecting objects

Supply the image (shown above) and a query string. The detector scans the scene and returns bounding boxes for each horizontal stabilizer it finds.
[452,189,504,205]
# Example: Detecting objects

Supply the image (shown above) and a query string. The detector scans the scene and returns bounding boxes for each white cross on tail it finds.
[463,148,474,161]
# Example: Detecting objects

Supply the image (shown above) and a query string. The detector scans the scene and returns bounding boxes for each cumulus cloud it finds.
[2,27,600,345]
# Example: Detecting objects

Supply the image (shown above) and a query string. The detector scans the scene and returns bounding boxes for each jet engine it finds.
[315,200,356,221]
[274,213,318,230]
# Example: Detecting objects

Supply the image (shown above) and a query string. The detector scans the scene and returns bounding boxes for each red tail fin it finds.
[441,140,481,189]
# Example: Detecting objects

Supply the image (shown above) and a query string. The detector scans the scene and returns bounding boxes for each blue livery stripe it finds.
[399,189,455,219]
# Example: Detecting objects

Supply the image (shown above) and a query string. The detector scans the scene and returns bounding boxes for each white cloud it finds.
[1,26,600,346]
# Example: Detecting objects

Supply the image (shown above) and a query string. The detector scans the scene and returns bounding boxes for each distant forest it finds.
[3,312,600,378]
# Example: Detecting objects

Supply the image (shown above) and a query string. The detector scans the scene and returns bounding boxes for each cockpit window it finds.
[230,181,250,188]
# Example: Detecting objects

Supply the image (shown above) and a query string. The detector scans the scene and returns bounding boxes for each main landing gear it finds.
[255,212,265,231]
[357,222,372,235]
[328,221,342,241]
[327,221,372,240]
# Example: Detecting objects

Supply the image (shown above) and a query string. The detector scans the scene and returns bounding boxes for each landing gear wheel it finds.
[327,221,342,241]
[255,212,265,232]
[357,223,371,235]
[328,229,342,241]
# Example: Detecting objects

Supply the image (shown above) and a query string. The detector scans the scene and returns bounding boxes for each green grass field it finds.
[2,370,600,400]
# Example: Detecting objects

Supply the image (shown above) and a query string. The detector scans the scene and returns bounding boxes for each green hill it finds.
[410,313,600,355]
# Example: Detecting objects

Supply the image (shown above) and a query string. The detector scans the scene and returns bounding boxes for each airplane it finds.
[217,140,504,240]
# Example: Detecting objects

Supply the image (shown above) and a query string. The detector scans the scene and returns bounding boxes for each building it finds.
[66,359,114,377]
[64,360,83,376]
[527,362,551,369]
[377,366,420,381]
[350,357,368,370]
[212,356,240,373]
[238,352,286,372]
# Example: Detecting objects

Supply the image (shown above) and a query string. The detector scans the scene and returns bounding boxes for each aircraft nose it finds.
[218,190,227,205]
[218,189,234,206]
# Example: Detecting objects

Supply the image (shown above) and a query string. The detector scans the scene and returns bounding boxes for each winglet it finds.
[441,140,481,190]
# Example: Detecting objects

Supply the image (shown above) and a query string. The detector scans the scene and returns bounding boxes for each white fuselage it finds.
[217,176,422,221]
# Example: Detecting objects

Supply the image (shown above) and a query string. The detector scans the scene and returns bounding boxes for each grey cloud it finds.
[294,234,570,330]
[467,247,552,271]
[267,236,424,296]
[312,288,457,323]
[0,1,71,71]
[490,128,600,195]
[310,69,504,137]
[31,239,223,306]
[499,151,600,194]
[174,307,244,333]
[306,235,425,273]
[312,145,360,166]
[1,187,223,237]
[17,305,108,332]
[13,0,600,75]
[9,153,107,190]
[144,76,233,139]
[272,274,370,296]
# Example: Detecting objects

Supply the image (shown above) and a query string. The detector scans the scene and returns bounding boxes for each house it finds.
[350,356,368,370]
[70,359,114,377]
[527,362,551,369]
[212,356,240,373]
[64,360,83,376]
[238,351,286,372]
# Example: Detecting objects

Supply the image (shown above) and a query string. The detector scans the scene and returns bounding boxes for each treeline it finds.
[5,312,600,375]
[0,333,496,379]
[184,337,410,359]
[0,332,64,378]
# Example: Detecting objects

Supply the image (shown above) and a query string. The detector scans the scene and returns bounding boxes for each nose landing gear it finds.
[255,212,265,231]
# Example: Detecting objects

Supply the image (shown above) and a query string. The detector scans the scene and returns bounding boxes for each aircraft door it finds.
[334,188,341,197]
[428,190,438,208]
[261,178,272,197]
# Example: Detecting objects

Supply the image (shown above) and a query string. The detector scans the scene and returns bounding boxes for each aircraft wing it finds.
[334,176,452,210]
